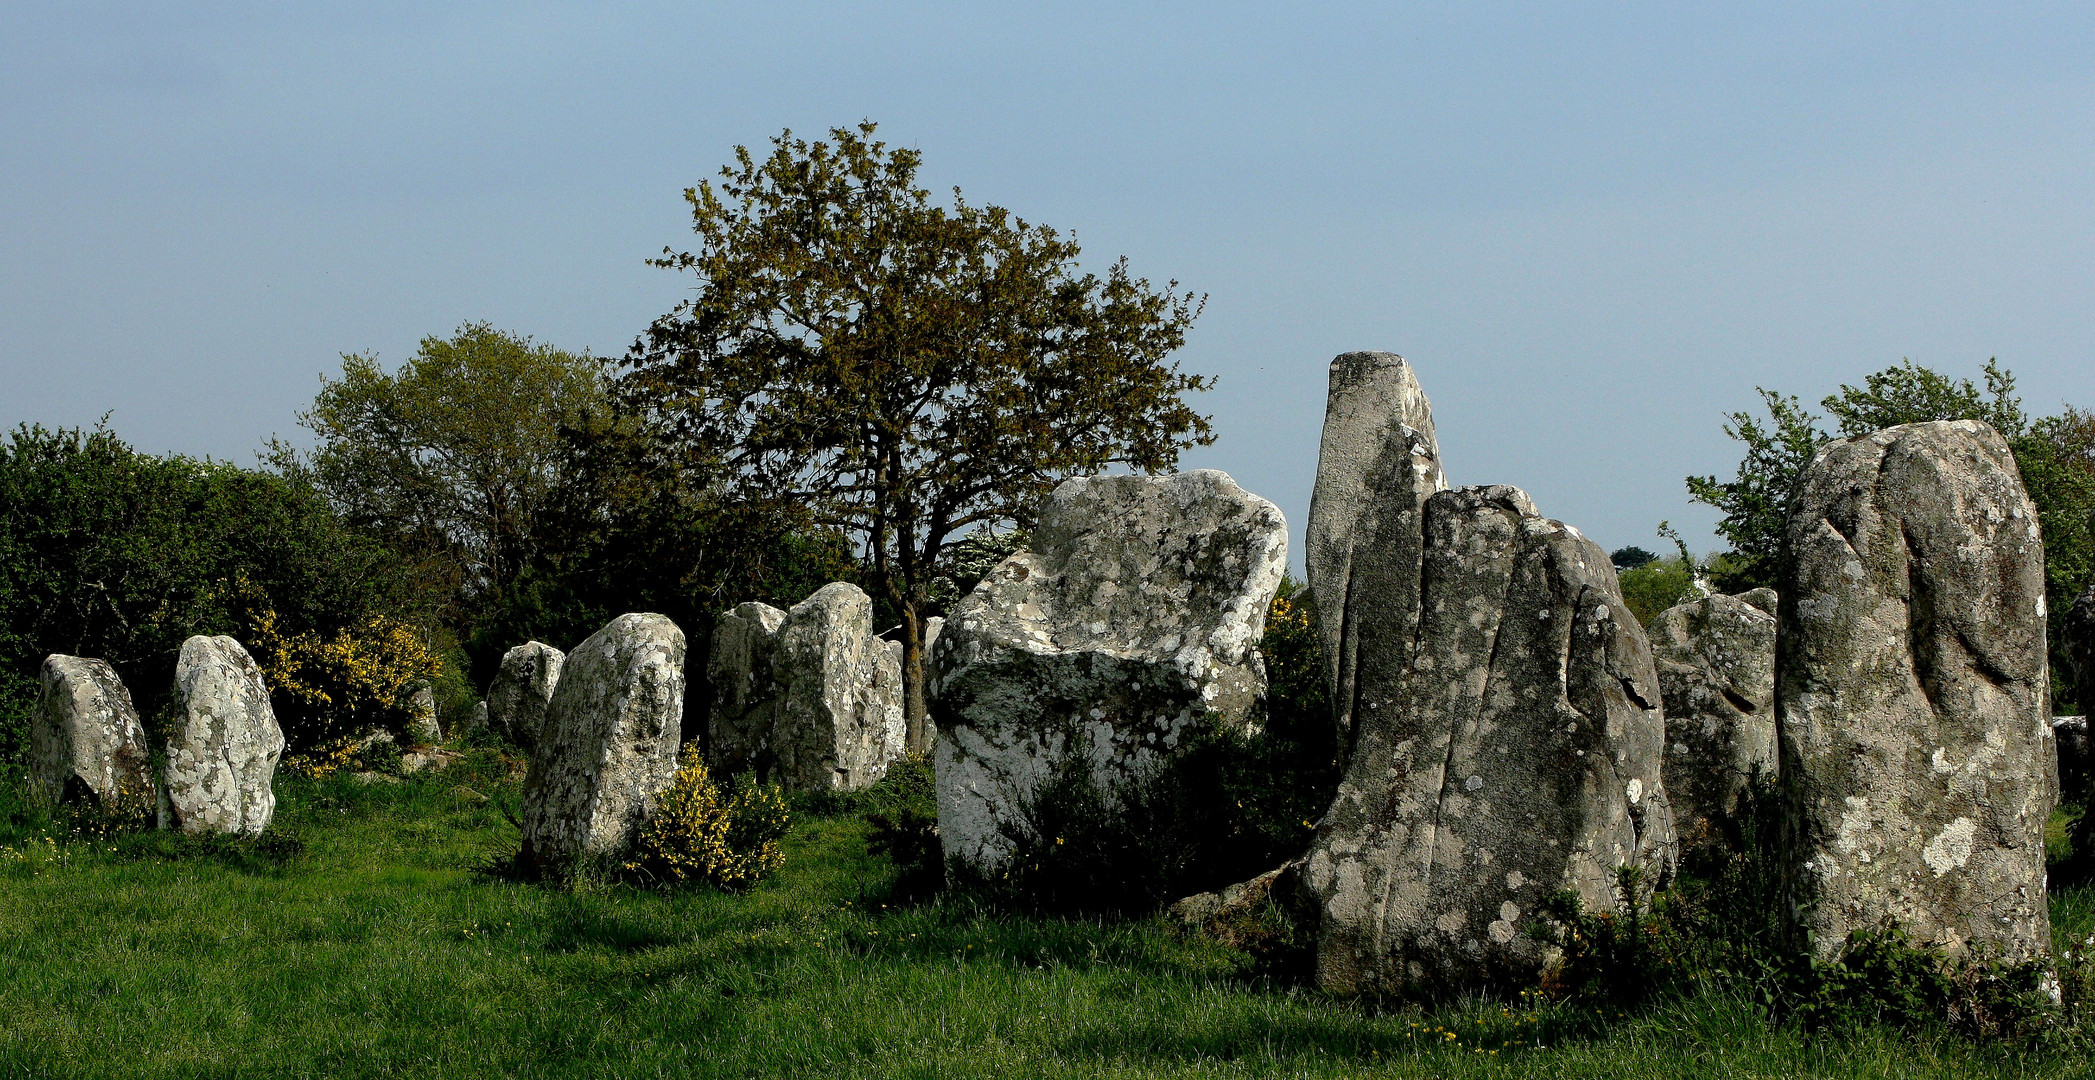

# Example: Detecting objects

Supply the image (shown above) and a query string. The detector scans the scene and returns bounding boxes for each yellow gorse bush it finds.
[625,746,789,892]
[227,573,442,746]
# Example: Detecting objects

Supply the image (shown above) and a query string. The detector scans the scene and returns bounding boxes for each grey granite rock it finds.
[1649,592,1778,838]
[2055,716,2089,807]
[773,584,905,793]
[29,655,154,813]
[1779,420,2051,962]
[406,684,442,746]
[161,636,285,835]
[931,470,1287,875]
[488,641,563,754]
[1303,485,1677,995]
[1304,352,1446,750]
[706,601,788,777]
[519,614,685,877]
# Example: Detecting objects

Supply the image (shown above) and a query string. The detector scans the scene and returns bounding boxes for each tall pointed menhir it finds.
[1305,352,1445,752]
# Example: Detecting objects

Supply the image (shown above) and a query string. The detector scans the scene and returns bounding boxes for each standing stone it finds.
[162,636,285,836]
[468,700,489,735]
[2055,716,2090,807]
[29,655,154,813]
[932,470,1288,874]
[487,641,564,754]
[706,601,788,777]
[1303,485,1677,995]
[406,684,442,746]
[2068,583,2095,716]
[774,584,905,793]
[1649,590,1778,839]
[1780,421,2050,962]
[1304,352,1446,749]
[518,614,685,877]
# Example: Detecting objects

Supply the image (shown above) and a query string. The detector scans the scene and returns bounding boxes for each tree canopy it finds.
[621,122,1214,748]
[289,322,606,615]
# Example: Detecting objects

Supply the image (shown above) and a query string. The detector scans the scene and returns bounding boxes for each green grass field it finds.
[1,761,2090,1079]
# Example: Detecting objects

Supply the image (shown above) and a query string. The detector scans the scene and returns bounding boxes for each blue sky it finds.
[4,3,2091,566]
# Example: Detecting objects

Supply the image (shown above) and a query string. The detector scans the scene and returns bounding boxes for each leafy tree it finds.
[1611,546,1659,570]
[1685,390,1828,592]
[0,424,419,758]
[288,322,606,618]
[623,122,1213,751]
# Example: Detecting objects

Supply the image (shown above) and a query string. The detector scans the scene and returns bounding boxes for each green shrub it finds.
[624,747,789,892]
[862,752,941,898]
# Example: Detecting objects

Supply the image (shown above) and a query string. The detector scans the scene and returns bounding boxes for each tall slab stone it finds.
[1779,420,2050,961]
[1303,485,1677,995]
[487,641,563,754]
[519,614,685,877]
[162,636,285,835]
[1304,352,1446,748]
[1649,590,1777,839]
[406,684,442,745]
[706,601,788,777]
[774,584,904,793]
[30,655,155,813]
[932,470,1288,874]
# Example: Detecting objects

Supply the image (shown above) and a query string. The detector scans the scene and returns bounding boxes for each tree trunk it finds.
[901,605,933,755]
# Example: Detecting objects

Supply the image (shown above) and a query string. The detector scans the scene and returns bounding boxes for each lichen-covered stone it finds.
[519,614,685,877]
[1649,591,1777,838]
[29,655,154,812]
[774,584,904,793]
[1303,485,1676,995]
[162,636,285,835]
[1779,420,2051,962]
[1304,352,1445,747]
[932,470,1287,875]
[406,684,442,746]
[707,601,788,777]
[488,641,563,754]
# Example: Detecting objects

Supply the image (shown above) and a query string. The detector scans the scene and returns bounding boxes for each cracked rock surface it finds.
[772,583,905,794]
[1780,420,2051,962]
[931,470,1287,876]
[162,636,284,836]
[1303,485,1677,995]
[520,613,684,877]
[1305,351,1445,753]
[1650,590,1777,838]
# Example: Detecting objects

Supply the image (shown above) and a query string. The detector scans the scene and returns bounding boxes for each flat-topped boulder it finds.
[773,584,904,793]
[1304,351,1445,750]
[519,614,685,878]
[487,641,563,754]
[706,601,788,777]
[1649,590,1777,838]
[1303,485,1676,995]
[162,636,285,835]
[1780,420,2051,962]
[30,654,154,814]
[932,470,1287,875]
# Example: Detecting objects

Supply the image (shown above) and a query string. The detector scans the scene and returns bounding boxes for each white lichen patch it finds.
[1922,817,1977,877]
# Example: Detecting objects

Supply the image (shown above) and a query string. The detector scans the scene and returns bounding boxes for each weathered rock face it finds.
[406,685,442,745]
[1649,591,1778,838]
[1303,485,1677,995]
[468,700,488,734]
[519,614,685,877]
[1304,352,1446,749]
[706,601,788,777]
[932,470,1288,874]
[30,655,154,812]
[2068,583,2095,716]
[774,584,905,793]
[162,636,285,835]
[1779,420,2051,962]
[488,641,564,754]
